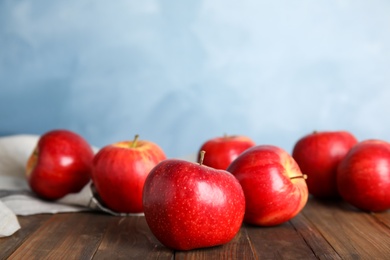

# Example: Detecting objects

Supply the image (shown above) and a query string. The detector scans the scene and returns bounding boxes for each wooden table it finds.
[1,198,390,259]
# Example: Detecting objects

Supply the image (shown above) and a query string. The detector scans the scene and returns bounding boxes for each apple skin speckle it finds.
[143,159,245,251]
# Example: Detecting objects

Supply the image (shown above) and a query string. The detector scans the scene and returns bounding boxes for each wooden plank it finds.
[8,212,109,259]
[290,211,341,260]
[1,199,390,259]
[93,215,173,260]
[175,227,256,260]
[302,198,390,259]
[0,214,52,259]
[245,218,317,259]
[372,210,390,228]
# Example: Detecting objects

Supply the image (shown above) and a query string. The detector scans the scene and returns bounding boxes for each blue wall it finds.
[1,1,390,157]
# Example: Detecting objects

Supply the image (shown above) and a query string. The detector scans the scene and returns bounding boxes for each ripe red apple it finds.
[91,135,166,214]
[292,130,358,199]
[227,145,308,226]
[337,139,390,212]
[143,151,245,250]
[26,129,94,200]
[197,134,255,169]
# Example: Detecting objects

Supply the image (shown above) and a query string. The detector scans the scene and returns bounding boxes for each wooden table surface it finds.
[1,197,390,259]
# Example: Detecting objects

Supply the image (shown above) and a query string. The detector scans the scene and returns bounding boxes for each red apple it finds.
[227,145,308,226]
[337,139,390,212]
[91,135,166,214]
[197,134,255,169]
[142,151,245,250]
[26,129,94,200]
[292,130,358,199]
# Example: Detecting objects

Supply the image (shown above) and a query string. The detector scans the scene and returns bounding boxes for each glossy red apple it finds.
[198,134,255,169]
[26,129,94,200]
[91,135,166,214]
[292,131,358,199]
[227,145,308,226]
[337,140,390,212]
[143,151,245,250]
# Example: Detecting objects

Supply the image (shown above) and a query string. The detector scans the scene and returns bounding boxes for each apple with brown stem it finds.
[227,145,308,226]
[91,135,166,214]
[143,151,245,250]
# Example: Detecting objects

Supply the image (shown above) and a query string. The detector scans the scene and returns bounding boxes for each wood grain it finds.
[245,218,317,259]
[372,210,390,228]
[175,226,256,260]
[93,215,172,260]
[0,214,52,258]
[7,212,109,259]
[1,198,390,259]
[302,199,390,259]
[290,212,341,260]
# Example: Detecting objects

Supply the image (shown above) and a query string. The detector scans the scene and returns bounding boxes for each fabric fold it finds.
[0,134,194,237]
[0,134,142,237]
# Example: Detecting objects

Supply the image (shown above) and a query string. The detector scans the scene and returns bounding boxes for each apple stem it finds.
[199,150,206,166]
[131,134,140,148]
[290,174,308,180]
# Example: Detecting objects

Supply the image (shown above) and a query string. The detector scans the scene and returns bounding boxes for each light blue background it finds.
[1,0,389,158]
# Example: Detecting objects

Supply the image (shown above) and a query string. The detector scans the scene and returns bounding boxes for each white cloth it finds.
[0,134,196,238]
[0,135,130,238]
[0,200,20,237]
